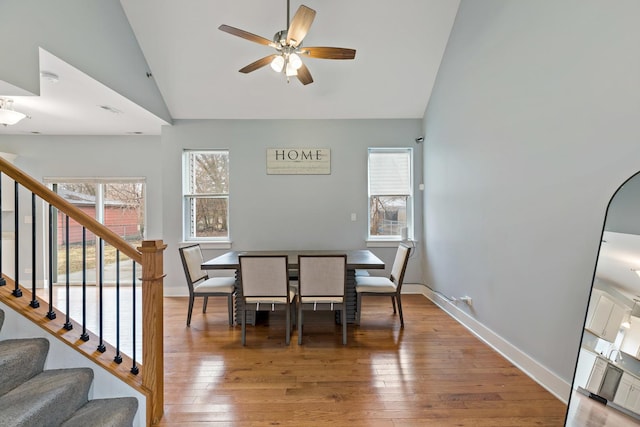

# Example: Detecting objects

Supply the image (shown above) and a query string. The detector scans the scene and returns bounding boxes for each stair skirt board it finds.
[0,308,138,427]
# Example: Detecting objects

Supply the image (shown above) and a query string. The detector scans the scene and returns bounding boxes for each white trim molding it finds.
[403,283,571,404]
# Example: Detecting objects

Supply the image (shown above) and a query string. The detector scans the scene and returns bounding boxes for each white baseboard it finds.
[403,283,571,404]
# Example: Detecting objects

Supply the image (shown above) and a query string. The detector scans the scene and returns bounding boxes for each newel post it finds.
[139,240,166,425]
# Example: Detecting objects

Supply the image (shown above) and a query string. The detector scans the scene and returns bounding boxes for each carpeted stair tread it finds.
[0,367,93,427]
[61,397,138,427]
[0,338,49,396]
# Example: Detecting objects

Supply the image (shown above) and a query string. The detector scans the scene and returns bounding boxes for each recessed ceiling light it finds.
[40,71,59,83]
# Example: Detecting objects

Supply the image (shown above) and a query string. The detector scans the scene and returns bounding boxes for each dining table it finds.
[201,249,385,325]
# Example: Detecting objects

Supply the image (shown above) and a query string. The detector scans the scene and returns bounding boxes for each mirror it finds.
[566,172,640,426]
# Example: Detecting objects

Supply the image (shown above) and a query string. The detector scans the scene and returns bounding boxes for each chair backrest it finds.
[298,255,347,297]
[179,244,208,292]
[239,255,289,298]
[390,243,411,290]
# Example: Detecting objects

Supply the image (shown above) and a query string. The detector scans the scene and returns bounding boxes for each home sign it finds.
[266,148,331,175]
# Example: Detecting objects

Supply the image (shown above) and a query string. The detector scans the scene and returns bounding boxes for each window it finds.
[368,148,413,240]
[183,150,229,241]
[45,178,146,286]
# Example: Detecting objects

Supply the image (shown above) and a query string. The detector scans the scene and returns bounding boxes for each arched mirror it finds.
[566,172,640,426]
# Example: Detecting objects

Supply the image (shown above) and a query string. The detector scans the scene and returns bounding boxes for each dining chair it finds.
[238,255,296,345]
[178,244,236,326]
[297,254,347,345]
[355,243,411,327]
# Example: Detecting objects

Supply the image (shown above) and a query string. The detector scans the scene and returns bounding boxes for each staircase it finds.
[0,308,138,427]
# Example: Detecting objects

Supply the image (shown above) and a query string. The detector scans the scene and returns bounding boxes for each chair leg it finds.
[391,296,397,314]
[396,294,404,328]
[298,305,303,345]
[285,303,291,345]
[241,306,247,346]
[202,296,208,313]
[187,295,195,326]
[356,293,362,325]
[342,305,347,345]
[227,294,234,326]
[291,299,296,327]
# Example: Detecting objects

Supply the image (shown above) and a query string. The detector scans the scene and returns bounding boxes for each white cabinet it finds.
[586,357,607,394]
[614,372,640,414]
[621,317,640,358]
[573,348,597,390]
[585,290,626,342]
[0,152,16,211]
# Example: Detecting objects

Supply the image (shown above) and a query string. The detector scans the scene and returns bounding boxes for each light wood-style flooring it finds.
[565,390,639,427]
[157,294,566,426]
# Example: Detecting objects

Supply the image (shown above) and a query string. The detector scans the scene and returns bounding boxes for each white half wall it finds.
[0,301,146,427]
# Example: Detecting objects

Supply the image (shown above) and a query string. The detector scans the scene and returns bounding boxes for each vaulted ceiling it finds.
[0,1,460,135]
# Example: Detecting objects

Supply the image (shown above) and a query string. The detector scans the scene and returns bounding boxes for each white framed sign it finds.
[266,148,331,175]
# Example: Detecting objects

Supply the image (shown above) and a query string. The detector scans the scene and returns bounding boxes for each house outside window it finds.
[368,148,413,241]
[183,150,229,241]
[45,178,146,286]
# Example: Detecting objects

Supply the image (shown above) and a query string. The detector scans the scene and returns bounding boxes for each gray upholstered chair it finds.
[179,244,236,326]
[356,243,411,327]
[238,255,296,345]
[297,254,347,345]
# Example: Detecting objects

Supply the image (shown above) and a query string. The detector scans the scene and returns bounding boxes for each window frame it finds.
[367,147,414,242]
[43,177,147,285]
[182,149,230,244]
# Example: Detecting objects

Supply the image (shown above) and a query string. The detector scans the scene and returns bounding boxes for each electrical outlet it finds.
[460,296,473,307]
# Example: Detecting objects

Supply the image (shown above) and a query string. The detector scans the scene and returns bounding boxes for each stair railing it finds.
[0,156,164,426]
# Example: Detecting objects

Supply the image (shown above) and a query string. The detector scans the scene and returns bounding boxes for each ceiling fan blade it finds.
[239,55,278,73]
[286,5,316,47]
[296,63,313,85]
[300,47,356,60]
[219,25,275,47]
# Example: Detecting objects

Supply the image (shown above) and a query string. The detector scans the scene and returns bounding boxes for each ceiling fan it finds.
[218,1,356,85]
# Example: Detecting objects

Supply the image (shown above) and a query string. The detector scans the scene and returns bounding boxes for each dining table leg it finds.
[233,270,257,326]
[336,269,357,324]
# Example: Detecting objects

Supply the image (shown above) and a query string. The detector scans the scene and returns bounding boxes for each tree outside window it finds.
[368,148,413,240]
[183,150,229,240]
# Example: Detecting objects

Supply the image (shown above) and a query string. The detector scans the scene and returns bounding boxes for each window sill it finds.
[366,239,417,248]
[180,240,232,250]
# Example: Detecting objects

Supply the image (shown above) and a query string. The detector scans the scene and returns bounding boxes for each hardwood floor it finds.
[157,294,566,426]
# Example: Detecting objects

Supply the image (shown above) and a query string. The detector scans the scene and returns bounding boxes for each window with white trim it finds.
[183,150,229,241]
[368,148,413,240]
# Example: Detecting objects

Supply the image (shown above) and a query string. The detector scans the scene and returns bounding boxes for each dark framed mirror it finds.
[566,172,640,426]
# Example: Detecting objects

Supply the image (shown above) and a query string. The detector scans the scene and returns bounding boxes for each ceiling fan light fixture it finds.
[285,61,298,77]
[0,99,27,126]
[288,53,302,70]
[219,3,354,85]
[270,55,285,72]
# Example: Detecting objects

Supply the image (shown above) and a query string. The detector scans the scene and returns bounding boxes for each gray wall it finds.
[422,0,640,384]
[0,119,424,295]
[161,119,424,294]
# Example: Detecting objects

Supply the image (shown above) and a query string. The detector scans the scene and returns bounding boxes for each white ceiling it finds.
[596,232,640,303]
[0,0,460,135]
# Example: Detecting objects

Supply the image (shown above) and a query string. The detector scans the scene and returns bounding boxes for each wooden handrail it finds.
[0,156,165,425]
[0,157,141,263]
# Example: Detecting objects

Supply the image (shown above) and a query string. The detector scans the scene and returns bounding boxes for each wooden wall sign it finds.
[266,148,331,175]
